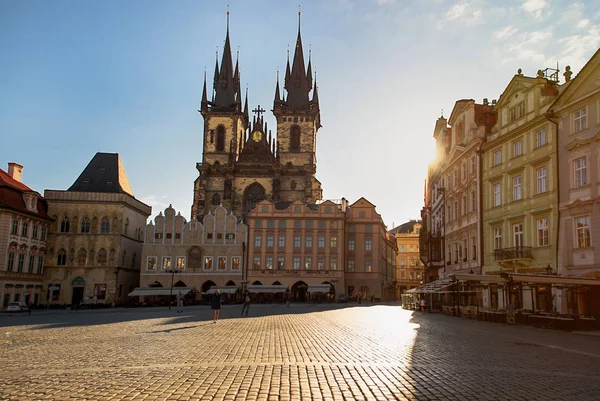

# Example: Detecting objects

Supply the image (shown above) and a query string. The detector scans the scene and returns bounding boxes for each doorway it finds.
[72,287,84,306]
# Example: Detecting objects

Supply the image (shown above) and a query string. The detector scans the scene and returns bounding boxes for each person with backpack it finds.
[241,291,251,317]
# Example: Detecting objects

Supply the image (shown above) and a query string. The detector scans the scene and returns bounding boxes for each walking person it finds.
[211,289,222,323]
[420,298,426,312]
[27,301,32,315]
[241,291,251,317]
[176,291,184,313]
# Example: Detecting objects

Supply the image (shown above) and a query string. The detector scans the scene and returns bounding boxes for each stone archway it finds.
[291,281,308,302]
[243,182,266,216]
[201,280,217,294]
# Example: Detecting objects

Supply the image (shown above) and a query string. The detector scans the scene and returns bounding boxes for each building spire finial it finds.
[227,4,230,33]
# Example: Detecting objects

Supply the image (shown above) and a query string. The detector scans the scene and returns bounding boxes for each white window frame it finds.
[231,256,241,270]
[162,256,172,271]
[293,256,300,270]
[265,256,273,270]
[536,167,547,194]
[278,235,285,248]
[573,107,587,132]
[537,218,548,247]
[513,223,524,247]
[574,157,588,188]
[147,256,157,271]
[254,235,261,247]
[493,228,502,250]
[471,156,476,175]
[203,256,213,271]
[536,128,546,147]
[217,256,227,270]
[365,239,373,251]
[176,256,186,271]
[277,256,285,270]
[493,183,501,206]
[575,216,591,248]
[493,150,501,166]
[462,195,467,215]
[513,176,522,201]
[453,168,458,186]
[513,140,522,157]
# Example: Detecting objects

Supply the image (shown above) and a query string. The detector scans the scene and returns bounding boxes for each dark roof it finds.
[389,220,421,235]
[68,153,134,196]
[0,168,51,220]
[274,201,292,210]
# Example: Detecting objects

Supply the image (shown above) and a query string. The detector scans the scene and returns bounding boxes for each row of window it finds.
[399,245,419,253]
[447,191,478,221]
[251,256,374,273]
[492,128,547,167]
[54,248,128,267]
[399,258,422,267]
[6,252,44,274]
[491,217,549,250]
[445,156,477,191]
[447,235,478,264]
[399,271,424,280]
[10,219,47,241]
[253,235,344,249]
[59,216,111,233]
[491,166,548,207]
[146,256,241,271]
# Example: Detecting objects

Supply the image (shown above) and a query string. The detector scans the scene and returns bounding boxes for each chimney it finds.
[491,99,497,106]
[483,98,489,106]
[7,162,23,183]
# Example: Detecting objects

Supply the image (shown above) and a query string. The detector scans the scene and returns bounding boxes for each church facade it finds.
[191,14,322,221]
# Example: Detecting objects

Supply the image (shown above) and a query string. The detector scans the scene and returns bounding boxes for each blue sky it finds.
[1,0,599,228]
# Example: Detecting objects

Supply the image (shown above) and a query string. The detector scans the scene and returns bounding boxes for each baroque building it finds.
[391,220,423,297]
[140,204,247,299]
[191,14,322,221]
[42,153,151,306]
[481,68,560,311]
[1,163,52,307]
[550,49,600,316]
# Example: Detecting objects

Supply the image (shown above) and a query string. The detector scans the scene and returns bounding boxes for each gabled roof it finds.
[551,48,600,109]
[389,219,421,235]
[68,153,134,196]
[495,74,537,108]
[448,99,473,124]
[349,197,376,208]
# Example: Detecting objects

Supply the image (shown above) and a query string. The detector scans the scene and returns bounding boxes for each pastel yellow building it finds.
[391,220,423,296]
[482,69,560,311]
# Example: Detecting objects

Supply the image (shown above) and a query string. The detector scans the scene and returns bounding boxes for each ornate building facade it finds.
[42,153,151,306]
[481,69,560,311]
[191,14,322,221]
[141,204,247,297]
[1,163,52,307]
[551,49,600,316]
[391,220,423,296]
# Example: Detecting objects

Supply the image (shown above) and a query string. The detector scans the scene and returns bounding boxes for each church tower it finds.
[273,11,322,203]
[192,10,322,221]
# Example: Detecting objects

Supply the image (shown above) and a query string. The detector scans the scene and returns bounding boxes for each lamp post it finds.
[166,269,178,310]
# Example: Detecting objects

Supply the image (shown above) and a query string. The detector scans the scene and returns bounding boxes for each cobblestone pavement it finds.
[1,304,599,400]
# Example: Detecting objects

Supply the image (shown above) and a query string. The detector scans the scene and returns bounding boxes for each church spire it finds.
[306,48,313,90]
[200,70,209,114]
[213,8,237,109]
[243,87,249,120]
[283,8,311,108]
[274,70,281,103]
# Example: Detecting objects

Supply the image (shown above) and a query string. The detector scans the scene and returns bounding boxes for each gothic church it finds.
[191,12,322,220]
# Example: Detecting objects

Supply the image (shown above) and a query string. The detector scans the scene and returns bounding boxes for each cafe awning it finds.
[307,284,332,293]
[207,286,238,295]
[451,273,506,283]
[406,278,455,294]
[247,285,288,293]
[128,287,192,297]
[506,273,600,286]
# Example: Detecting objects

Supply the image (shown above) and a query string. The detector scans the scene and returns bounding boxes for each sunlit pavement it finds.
[1,304,599,401]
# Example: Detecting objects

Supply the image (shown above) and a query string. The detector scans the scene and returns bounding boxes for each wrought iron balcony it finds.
[493,247,532,261]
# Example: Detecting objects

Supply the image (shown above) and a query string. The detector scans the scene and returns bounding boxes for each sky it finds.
[1,0,599,229]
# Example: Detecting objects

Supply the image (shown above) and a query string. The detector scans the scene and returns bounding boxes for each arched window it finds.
[132,253,136,268]
[212,193,221,205]
[290,125,301,152]
[124,218,129,236]
[97,248,107,265]
[100,217,110,233]
[60,217,70,233]
[122,250,127,267]
[80,217,90,233]
[109,249,116,262]
[77,248,87,265]
[216,125,226,152]
[57,249,67,266]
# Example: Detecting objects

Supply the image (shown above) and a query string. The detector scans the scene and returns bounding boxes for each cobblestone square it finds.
[1,304,599,400]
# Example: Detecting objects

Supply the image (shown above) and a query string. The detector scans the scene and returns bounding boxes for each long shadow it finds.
[403,310,600,400]
[0,301,385,330]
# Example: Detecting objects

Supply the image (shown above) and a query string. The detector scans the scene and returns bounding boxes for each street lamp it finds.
[166,268,178,310]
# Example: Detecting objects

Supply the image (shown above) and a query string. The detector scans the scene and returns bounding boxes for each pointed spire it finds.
[285,8,310,108]
[284,46,291,90]
[213,50,219,89]
[274,70,281,102]
[243,87,249,119]
[234,48,241,105]
[214,7,237,108]
[306,46,313,89]
[312,77,319,105]
[202,71,208,103]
